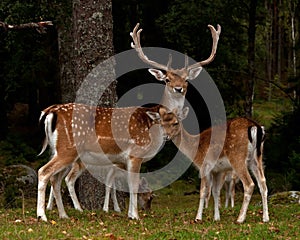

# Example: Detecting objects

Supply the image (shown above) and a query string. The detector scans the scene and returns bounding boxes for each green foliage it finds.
[269,191,300,205]
[253,99,293,128]
[266,172,293,193]
[264,106,300,190]
[0,134,38,166]
[287,148,300,187]
[0,134,41,208]
[0,0,60,117]
[3,184,21,208]
[155,0,253,117]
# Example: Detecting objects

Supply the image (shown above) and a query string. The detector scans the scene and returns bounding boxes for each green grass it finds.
[0,181,299,239]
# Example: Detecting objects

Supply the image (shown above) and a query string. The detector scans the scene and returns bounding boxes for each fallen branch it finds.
[0,21,53,33]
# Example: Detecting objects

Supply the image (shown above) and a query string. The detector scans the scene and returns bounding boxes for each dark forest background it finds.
[0,0,300,208]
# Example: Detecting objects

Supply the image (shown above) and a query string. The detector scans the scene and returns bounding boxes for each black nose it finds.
[164,135,171,141]
[174,87,183,93]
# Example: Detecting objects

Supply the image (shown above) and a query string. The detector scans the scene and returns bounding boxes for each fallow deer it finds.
[98,165,153,212]
[152,107,269,223]
[37,103,168,221]
[38,23,221,221]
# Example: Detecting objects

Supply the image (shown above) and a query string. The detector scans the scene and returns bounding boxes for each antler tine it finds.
[130,23,169,71]
[130,23,141,49]
[187,24,221,70]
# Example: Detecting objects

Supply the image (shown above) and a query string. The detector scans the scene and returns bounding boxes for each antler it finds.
[130,23,171,71]
[187,24,221,70]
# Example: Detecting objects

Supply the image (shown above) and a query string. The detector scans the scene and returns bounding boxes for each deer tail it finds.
[248,125,266,158]
[38,110,57,156]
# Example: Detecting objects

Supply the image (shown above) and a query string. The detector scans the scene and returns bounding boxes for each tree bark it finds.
[57,0,122,210]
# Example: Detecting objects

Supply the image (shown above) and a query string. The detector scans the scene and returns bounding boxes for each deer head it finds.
[138,177,154,211]
[130,23,221,97]
[146,107,189,141]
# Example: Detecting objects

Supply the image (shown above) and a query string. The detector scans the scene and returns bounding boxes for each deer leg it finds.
[111,179,121,212]
[37,154,78,222]
[47,168,69,210]
[211,172,225,221]
[195,173,212,221]
[234,168,254,223]
[65,160,84,212]
[205,176,212,208]
[103,170,112,213]
[103,167,120,212]
[249,157,269,222]
[224,180,230,208]
[37,171,49,222]
[37,157,57,222]
[47,186,55,211]
[230,179,236,208]
[111,167,121,212]
[127,157,142,220]
[50,172,69,219]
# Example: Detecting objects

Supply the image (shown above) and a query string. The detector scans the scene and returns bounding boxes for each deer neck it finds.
[172,126,200,161]
[160,87,185,111]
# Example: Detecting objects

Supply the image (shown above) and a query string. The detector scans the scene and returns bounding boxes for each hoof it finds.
[235,220,244,224]
[194,219,203,223]
[75,208,83,212]
[263,217,270,223]
[38,215,48,222]
[60,215,69,219]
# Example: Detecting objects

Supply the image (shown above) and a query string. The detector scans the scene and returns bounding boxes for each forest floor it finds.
[0,180,299,240]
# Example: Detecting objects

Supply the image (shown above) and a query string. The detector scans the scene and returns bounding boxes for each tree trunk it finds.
[265,0,273,101]
[57,0,122,210]
[290,1,297,101]
[245,0,257,118]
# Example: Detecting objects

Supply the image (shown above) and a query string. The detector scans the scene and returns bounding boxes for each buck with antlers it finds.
[153,107,269,223]
[37,23,221,221]
[131,23,221,111]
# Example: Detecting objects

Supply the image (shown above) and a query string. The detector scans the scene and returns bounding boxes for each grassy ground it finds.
[0,181,299,240]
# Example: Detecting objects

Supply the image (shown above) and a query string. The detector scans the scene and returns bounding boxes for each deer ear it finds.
[146,111,161,121]
[187,66,203,80]
[140,177,148,188]
[148,69,166,81]
[139,177,151,192]
[177,107,189,120]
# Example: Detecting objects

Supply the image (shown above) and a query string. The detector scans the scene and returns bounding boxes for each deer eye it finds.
[174,122,179,126]
[165,79,170,83]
